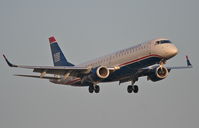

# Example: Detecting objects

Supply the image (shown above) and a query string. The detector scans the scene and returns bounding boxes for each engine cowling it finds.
[96,66,110,79]
[82,66,110,83]
[147,66,169,82]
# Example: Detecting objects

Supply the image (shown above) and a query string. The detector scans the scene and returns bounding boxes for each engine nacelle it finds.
[96,66,110,79]
[82,66,110,83]
[147,66,169,82]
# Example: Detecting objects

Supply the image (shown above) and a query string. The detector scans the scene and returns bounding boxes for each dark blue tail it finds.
[49,36,74,66]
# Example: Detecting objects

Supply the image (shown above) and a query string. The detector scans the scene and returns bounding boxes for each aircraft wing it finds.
[138,55,193,79]
[166,56,192,69]
[119,55,192,84]
[3,55,91,77]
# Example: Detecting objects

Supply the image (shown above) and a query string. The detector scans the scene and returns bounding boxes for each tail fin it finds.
[49,36,74,66]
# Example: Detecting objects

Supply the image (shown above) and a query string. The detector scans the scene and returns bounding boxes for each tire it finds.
[127,85,133,93]
[133,85,139,93]
[95,85,100,93]
[89,86,94,93]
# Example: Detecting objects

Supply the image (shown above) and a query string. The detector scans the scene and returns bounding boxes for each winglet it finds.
[3,54,17,67]
[186,56,192,67]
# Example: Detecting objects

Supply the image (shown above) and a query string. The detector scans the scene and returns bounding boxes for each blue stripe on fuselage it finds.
[71,56,161,86]
[102,56,161,82]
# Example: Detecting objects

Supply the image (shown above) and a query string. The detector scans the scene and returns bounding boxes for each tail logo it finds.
[53,52,61,63]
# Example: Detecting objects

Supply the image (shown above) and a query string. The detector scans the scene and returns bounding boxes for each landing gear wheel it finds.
[88,86,94,93]
[127,85,133,93]
[94,85,100,93]
[133,85,139,93]
[127,85,139,93]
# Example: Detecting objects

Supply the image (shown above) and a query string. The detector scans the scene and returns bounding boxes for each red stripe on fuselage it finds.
[119,54,162,67]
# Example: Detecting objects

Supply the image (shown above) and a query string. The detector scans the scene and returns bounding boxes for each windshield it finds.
[160,40,172,44]
[155,40,172,45]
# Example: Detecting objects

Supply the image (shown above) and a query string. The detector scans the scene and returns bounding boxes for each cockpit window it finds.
[160,40,172,44]
[155,40,172,45]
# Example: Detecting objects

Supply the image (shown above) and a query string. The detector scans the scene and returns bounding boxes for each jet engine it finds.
[81,66,110,84]
[95,66,110,79]
[147,66,169,82]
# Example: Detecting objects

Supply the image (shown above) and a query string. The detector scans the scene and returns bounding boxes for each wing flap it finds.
[166,66,192,70]
[14,74,60,80]
[32,66,90,76]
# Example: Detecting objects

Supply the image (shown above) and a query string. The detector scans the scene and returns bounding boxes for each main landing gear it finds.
[88,85,100,93]
[88,80,139,93]
[127,85,139,93]
[127,80,139,93]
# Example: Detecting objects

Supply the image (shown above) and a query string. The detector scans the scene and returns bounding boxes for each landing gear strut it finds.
[88,85,100,93]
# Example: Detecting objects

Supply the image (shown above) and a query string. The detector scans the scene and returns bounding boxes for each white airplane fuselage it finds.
[4,36,192,93]
[50,38,178,86]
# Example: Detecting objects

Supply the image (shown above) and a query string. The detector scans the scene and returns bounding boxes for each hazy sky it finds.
[1,0,199,128]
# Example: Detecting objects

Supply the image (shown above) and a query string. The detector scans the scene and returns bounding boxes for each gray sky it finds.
[1,0,199,128]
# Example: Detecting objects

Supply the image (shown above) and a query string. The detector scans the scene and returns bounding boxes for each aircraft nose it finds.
[168,45,178,57]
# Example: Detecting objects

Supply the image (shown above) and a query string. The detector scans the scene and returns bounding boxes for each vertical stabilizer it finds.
[49,36,74,66]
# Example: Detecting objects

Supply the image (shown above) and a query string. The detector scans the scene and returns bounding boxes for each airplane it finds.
[3,36,192,93]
